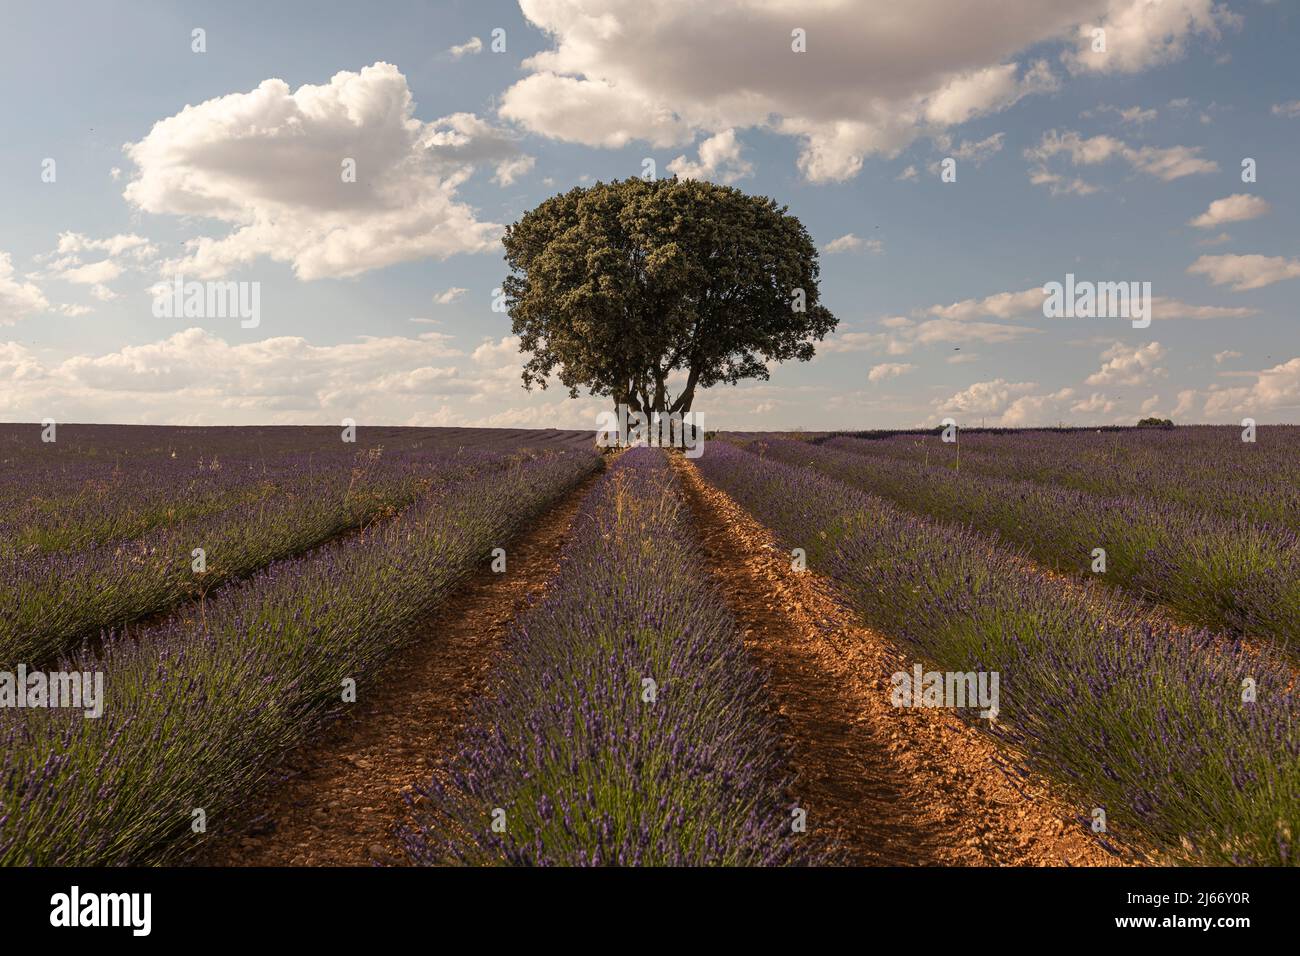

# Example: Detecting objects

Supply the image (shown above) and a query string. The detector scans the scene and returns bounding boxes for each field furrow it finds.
[0,448,599,866]
[692,441,1299,866]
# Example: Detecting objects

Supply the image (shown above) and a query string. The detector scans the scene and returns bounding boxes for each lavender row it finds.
[693,441,1299,865]
[402,447,814,866]
[0,424,595,558]
[753,438,1300,651]
[0,447,516,666]
[0,448,600,865]
[824,426,1300,528]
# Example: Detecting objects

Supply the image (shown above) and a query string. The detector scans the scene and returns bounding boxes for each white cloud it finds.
[493,155,537,186]
[923,62,1056,126]
[56,259,123,285]
[1071,392,1118,415]
[123,63,510,280]
[498,1,1215,183]
[1063,0,1238,75]
[0,252,49,322]
[936,378,1039,417]
[1271,101,1300,119]
[1214,350,1241,364]
[434,286,468,305]
[867,362,915,383]
[32,232,160,301]
[1148,297,1257,320]
[0,327,564,426]
[1188,193,1271,228]
[931,132,1007,172]
[822,234,863,255]
[500,73,693,149]
[449,37,483,58]
[55,232,156,259]
[1202,357,1300,417]
[896,165,919,181]
[1025,129,1217,189]
[927,287,1043,321]
[900,318,1039,353]
[1082,103,1157,124]
[1188,254,1300,291]
[818,330,886,355]
[667,129,753,183]
[1085,341,1167,386]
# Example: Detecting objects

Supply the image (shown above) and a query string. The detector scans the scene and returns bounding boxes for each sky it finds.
[0,0,1296,429]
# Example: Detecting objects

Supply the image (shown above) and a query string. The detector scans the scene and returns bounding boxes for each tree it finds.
[1137,417,1174,429]
[501,177,837,416]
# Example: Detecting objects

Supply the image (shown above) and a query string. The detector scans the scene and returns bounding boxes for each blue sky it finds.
[0,0,1296,428]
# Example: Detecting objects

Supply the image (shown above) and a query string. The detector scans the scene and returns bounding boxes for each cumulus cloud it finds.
[666,129,753,183]
[901,319,1039,353]
[0,252,50,322]
[31,232,160,304]
[936,379,1085,426]
[0,327,558,425]
[1081,103,1157,124]
[1188,254,1300,291]
[493,154,537,186]
[449,37,483,58]
[434,286,468,305]
[1063,0,1239,75]
[1188,193,1271,228]
[1085,341,1167,386]
[122,63,511,280]
[1214,349,1241,364]
[1202,357,1300,418]
[930,132,1007,174]
[1147,297,1257,320]
[1270,100,1300,119]
[937,378,1039,416]
[497,0,1224,183]
[868,362,915,383]
[1025,129,1217,190]
[822,234,863,255]
[927,287,1043,321]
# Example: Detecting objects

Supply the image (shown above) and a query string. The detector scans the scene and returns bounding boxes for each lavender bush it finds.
[753,437,1300,651]
[695,441,1300,865]
[403,447,814,866]
[0,449,509,665]
[825,426,1300,527]
[0,448,599,865]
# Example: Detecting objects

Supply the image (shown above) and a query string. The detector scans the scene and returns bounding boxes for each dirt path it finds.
[193,471,600,866]
[673,455,1127,866]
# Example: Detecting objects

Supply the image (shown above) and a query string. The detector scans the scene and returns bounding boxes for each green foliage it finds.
[1137,417,1175,429]
[502,177,837,413]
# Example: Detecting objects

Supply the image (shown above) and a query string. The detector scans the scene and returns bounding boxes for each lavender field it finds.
[1,422,1295,869]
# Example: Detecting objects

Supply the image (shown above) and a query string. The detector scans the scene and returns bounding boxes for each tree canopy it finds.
[501,177,837,415]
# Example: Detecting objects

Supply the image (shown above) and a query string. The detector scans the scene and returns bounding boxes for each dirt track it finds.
[672,454,1126,866]
[193,471,599,866]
